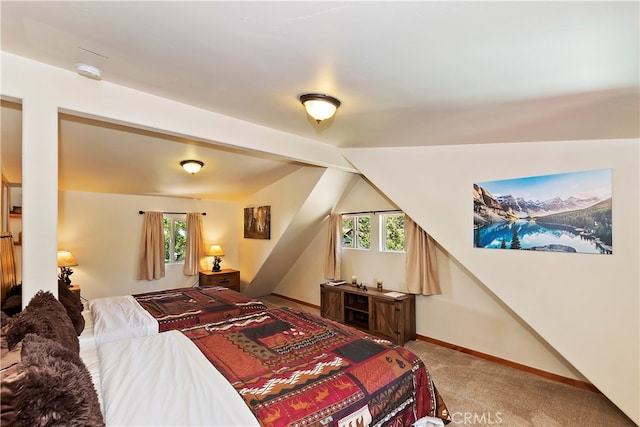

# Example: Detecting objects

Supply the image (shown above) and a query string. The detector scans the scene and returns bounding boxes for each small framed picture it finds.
[244,205,271,239]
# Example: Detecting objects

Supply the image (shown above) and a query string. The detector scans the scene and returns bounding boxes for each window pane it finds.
[342,215,371,250]
[383,214,405,252]
[164,218,171,263]
[164,216,186,263]
[174,220,187,262]
[342,217,354,248]
[356,216,371,249]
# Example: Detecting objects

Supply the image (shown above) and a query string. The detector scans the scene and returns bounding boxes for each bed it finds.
[3,291,451,427]
[181,306,451,426]
[88,285,267,344]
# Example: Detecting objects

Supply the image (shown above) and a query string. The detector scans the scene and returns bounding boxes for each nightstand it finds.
[199,269,240,292]
[68,284,81,307]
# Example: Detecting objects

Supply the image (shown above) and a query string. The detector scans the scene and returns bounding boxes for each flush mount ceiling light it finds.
[299,93,341,123]
[75,63,102,80]
[180,160,204,174]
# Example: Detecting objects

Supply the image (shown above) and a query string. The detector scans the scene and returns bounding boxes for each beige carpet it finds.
[261,295,635,426]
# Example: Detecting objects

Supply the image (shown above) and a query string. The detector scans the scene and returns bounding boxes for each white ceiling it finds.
[1,1,638,200]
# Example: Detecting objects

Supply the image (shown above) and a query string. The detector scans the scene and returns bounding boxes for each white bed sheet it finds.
[97,329,259,427]
[79,309,104,415]
[89,295,158,344]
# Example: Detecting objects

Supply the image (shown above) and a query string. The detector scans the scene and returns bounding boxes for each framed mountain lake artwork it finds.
[244,205,271,239]
[473,169,612,254]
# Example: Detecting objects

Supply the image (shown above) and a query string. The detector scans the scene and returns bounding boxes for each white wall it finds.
[276,175,586,382]
[241,167,358,297]
[239,167,327,286]
[342,139,639,423]
[58,190,239,300]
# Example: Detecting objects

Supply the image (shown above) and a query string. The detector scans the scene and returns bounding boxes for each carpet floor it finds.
[261,294,635,427]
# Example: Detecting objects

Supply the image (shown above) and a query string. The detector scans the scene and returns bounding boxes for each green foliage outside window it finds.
[356,216,371,249]
[383,214,405,252]
[164,217,187,263]
[342,217,354,248]
[342,215,371,249]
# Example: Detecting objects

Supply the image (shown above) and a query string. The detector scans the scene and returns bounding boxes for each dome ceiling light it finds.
[76,63,102,80]
[299,93,341,123]
[180,160,204,174]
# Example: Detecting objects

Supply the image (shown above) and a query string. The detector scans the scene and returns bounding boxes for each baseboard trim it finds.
[270,293,598,394]
[416,334,599,393]
[271,293,321,311]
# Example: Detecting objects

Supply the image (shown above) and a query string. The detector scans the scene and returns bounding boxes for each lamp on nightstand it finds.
[207,245,224,272]
[57,251,78,287]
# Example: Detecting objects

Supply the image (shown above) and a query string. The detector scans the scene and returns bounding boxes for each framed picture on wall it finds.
[244,205,271,239]
[473,168,612,254]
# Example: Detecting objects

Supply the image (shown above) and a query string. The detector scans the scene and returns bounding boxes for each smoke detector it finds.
[76,63,102,80]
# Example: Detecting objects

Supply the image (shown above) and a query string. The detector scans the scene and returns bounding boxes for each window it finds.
[380,213,405,252]
[164,215,187,263]
[342,215,371,249]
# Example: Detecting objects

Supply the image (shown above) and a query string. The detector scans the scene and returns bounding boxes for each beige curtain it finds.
[0,232,17,303]
[405,216,441,295]
[324,213,342,280]
[183,212,205,276]
[137,211,165,280]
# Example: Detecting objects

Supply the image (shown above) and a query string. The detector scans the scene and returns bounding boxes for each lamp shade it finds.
[207,245,224,257]
[57,251,78,267]
[299,93,341,123]
[180,160,204,174]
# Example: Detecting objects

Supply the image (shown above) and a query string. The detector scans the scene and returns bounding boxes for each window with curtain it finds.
[138,212,205,279]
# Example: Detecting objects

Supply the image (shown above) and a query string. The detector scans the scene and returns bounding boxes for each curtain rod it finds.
[138,210,206,216]
[340,209,402,215]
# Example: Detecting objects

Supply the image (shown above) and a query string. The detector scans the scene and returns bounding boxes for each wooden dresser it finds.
[320,283,416,345]
[198,269,240,292]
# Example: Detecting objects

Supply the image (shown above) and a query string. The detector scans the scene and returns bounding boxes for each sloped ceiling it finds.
[1,1,638,200]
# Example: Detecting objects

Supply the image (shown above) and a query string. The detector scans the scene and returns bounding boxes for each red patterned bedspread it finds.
[133,286,267,332]
[183,307,451,427]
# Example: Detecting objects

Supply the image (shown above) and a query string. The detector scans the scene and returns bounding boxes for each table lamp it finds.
[207,245,224,272]
[57,251,78,287]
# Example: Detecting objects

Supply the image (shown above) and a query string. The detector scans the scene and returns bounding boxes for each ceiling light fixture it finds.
[180,160,204,174]
[76,63,102,80]
[299,93,341,123]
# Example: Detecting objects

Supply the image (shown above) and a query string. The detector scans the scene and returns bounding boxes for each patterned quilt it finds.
[183,307,451,427]
[133,286,267,332]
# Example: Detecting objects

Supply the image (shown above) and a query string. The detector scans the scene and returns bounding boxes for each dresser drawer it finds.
[199,269,240,292]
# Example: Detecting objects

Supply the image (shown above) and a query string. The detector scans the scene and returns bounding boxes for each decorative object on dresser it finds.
[57,251,78,287]
[199,269,240,292]
[207,244,224,271]
[320,282,416,345]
